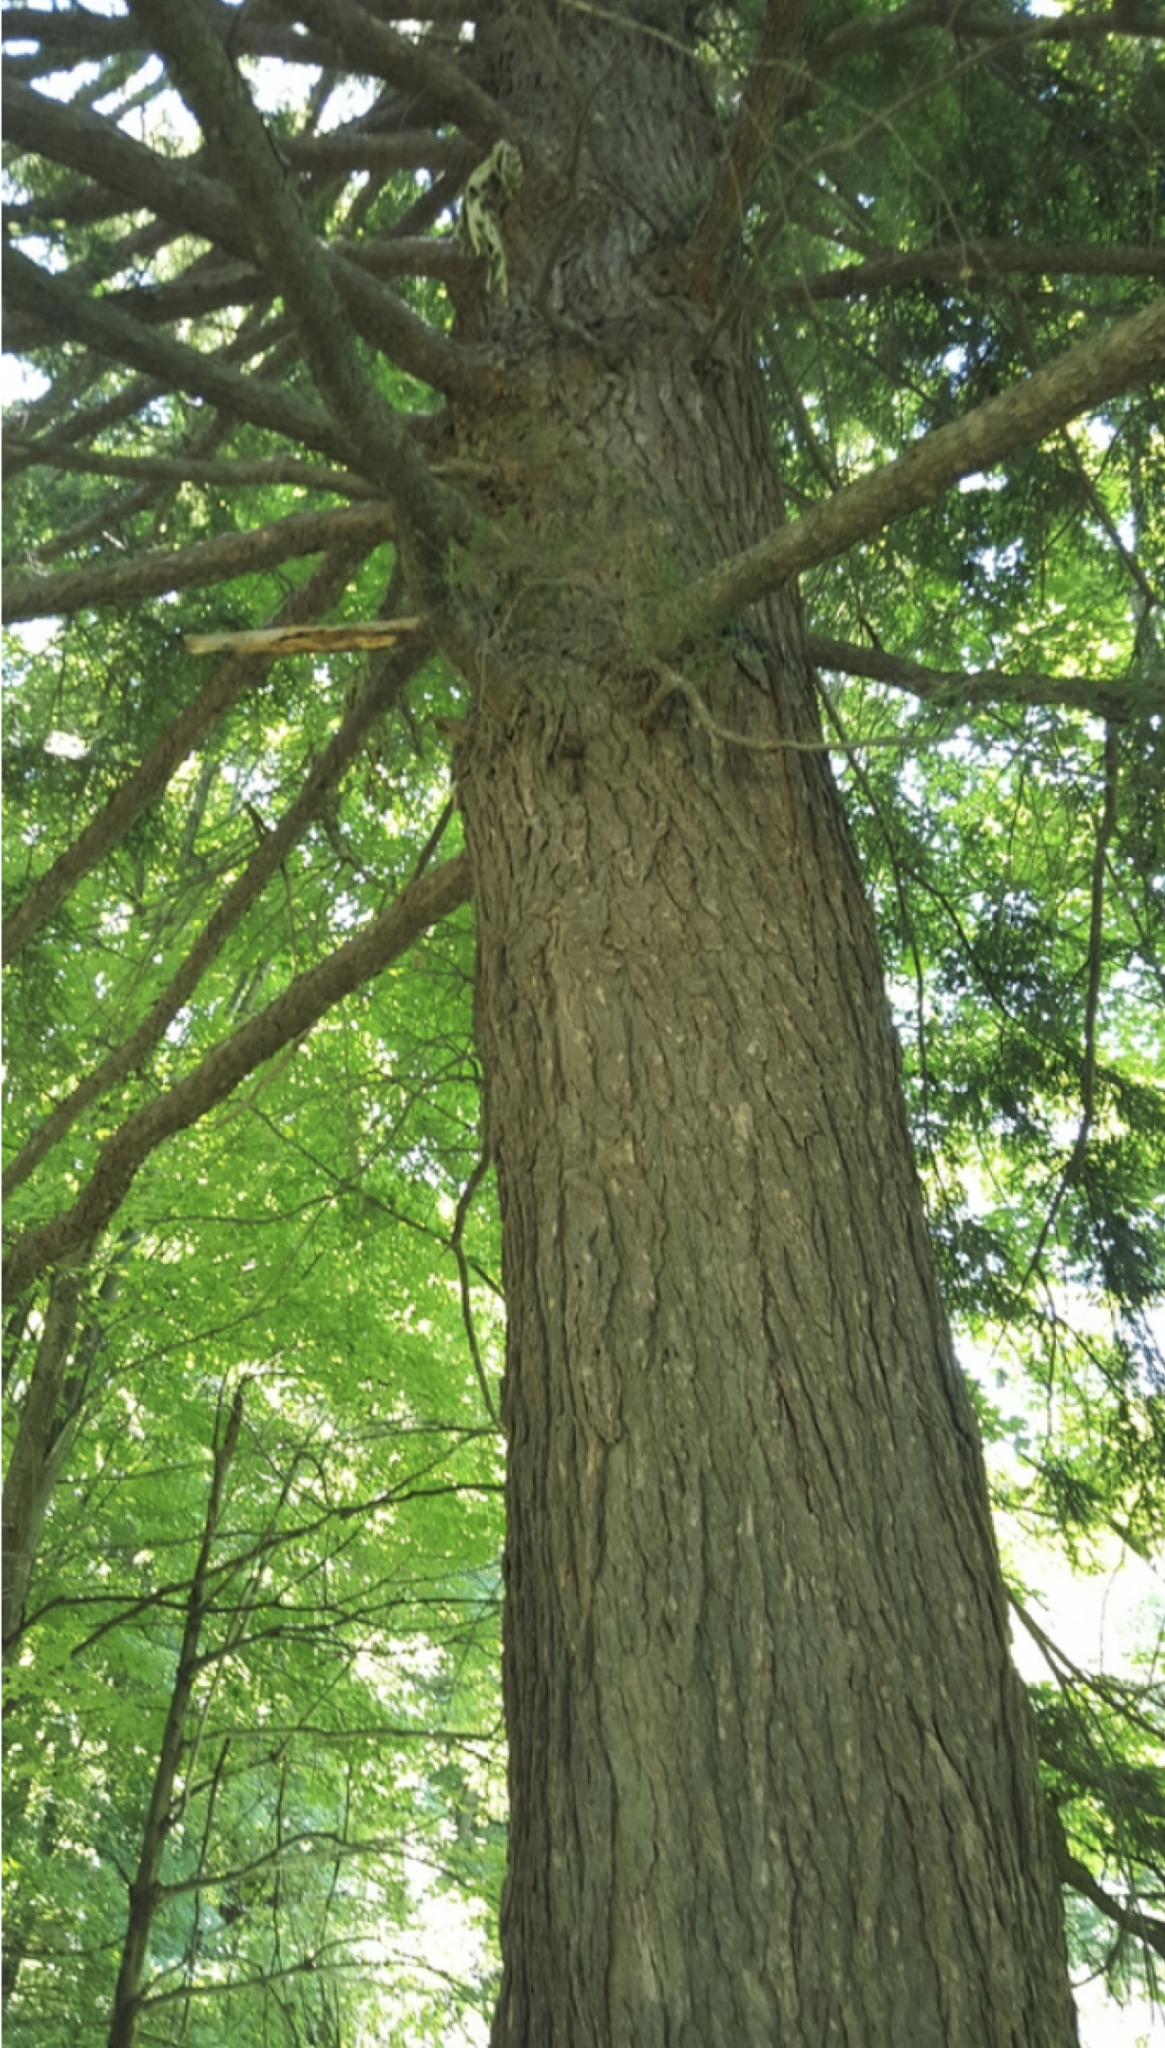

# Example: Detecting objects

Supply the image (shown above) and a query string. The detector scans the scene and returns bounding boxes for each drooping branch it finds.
[687,293,1165,629]
[125,0,468,584]
[2,502,394,623]
[1,852,473,1301]
[1021,725,1121,1291]
[1055,1838,1165,1962]
[807,637,1165,723]
[1,539,377,963]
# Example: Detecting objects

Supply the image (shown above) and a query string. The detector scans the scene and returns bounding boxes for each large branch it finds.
[808,637,1165,723]
[126,0,467,586]
[2,243,353,462]
[2,75,485,398]
[776,241,1165,305]
[292,0,519,145]
[923,0,1164,41]
[281,128,473,175]
[2,301,298,480]
[687,294,1165,628]
[1,72,231,233]
[1,541,378,965]
[3,633,432,1197]
[805,0,1161,86]
[1,853,473,1300]
[1,0,345,69]
[685,0,811,301]
[3,440,382,501]
[2,502,394,624]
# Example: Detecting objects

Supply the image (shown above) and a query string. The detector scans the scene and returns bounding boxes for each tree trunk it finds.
[107,1384,244,2048]
[450,8,1079,2043]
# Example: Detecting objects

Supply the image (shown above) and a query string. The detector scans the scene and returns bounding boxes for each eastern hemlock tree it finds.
[2,0,1163,2043]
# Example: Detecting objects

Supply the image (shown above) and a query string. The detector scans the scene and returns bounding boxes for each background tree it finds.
[3,0,1163,2042]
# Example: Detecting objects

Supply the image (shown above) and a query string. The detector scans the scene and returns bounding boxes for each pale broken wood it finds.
[184,618,423,656]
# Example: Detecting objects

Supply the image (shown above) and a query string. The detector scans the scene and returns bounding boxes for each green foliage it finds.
[3,0,1163,2034]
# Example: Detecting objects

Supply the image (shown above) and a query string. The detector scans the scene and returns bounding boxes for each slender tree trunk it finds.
[2,1263,85,1658]
[106,1383,244,2048]
[2,1236,135,1658]
[451,8,1079,2041]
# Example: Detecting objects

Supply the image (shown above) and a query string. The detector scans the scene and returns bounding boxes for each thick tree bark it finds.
[450,7,1079,2042]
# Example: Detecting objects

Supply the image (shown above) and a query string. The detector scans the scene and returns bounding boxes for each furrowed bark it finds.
[444,6,1081,2041]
